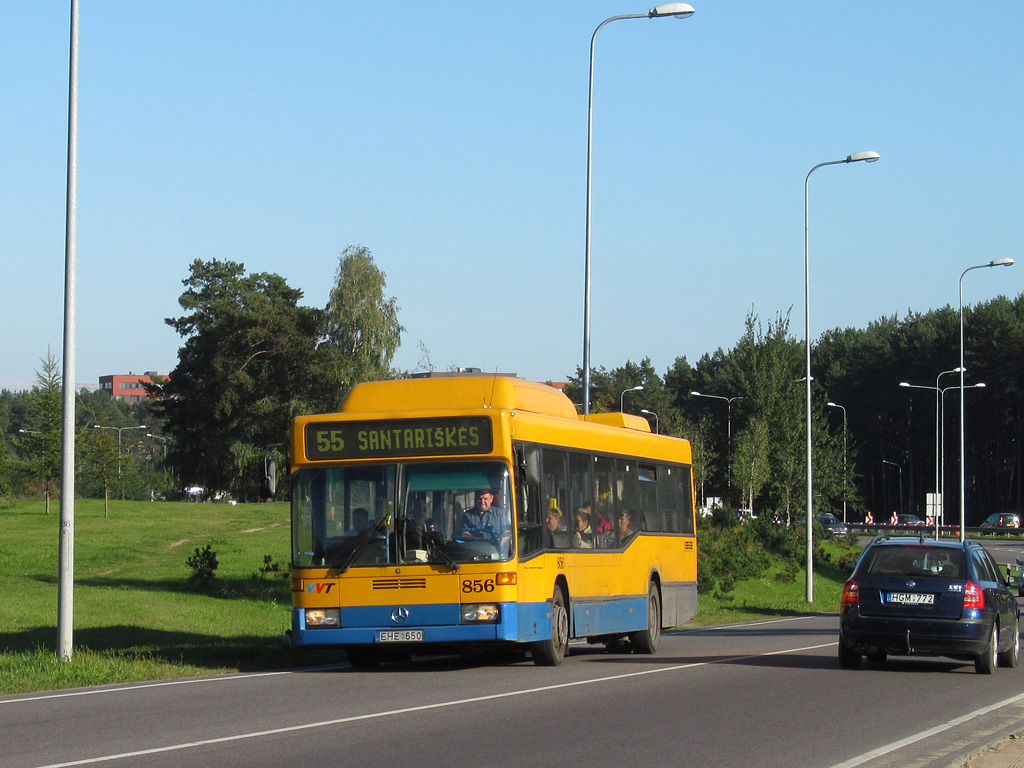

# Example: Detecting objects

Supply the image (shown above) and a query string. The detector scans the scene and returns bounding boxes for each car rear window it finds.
[861,546,965,579]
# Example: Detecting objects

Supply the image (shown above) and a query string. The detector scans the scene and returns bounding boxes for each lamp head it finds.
[650,3,695,18]
[689,390,701,396]
[975,382,987,388]
[990,257,1015,267]
[898,383,910,388]
[846,150,880,164]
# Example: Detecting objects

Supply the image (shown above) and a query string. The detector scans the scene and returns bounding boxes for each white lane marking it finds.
[29,643,836,768]
[1,667,347,706]
[826,691,1024,768]
[6,615,827,707]
[680,615,829,632]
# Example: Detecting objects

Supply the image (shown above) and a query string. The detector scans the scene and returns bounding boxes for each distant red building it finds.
[98,371,168,403]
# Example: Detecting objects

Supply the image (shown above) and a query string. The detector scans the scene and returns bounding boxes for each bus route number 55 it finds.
[316,430,345,454]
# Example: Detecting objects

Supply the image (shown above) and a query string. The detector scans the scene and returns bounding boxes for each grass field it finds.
[0,499,853,694]
[0,498,341,695]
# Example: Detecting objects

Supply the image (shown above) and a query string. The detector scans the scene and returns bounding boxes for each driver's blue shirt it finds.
[459,506,510,538]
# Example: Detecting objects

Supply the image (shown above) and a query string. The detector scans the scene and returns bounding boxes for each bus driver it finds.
[459,489,511,543]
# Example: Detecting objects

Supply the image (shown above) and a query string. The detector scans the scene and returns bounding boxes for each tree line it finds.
[567,296,1024,527]
[3,241,1022,525]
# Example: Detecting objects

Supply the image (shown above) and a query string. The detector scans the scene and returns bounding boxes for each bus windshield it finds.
[291,461,513,569]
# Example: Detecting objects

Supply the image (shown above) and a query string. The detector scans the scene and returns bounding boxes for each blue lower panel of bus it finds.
[291,598,648,648]
[571,597,647,637]
[292,601,553,648]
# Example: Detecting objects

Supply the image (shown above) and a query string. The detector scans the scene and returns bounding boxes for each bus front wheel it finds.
[532,585,569,666]
[629,583,661,654]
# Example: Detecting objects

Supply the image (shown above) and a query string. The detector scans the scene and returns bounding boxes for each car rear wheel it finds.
[975,622,998,674]
[838,640,861,669]
[998,619,1019,668]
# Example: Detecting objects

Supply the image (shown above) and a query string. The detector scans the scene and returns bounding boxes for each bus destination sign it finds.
[304,416,493,461]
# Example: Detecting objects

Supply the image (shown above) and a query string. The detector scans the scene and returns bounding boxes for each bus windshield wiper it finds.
[338,517,390,574]
[398,516,459,572]
[426,537,460,572]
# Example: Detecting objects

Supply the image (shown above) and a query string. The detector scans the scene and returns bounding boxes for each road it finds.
[4,615,1024,768]
[5,538,1024,768]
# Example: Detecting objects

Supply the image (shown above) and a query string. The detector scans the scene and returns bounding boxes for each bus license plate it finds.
[888,592,934,605]
[377,630,424,643]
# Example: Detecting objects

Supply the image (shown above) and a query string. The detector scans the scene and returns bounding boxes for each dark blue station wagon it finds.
[839,537,1020,674]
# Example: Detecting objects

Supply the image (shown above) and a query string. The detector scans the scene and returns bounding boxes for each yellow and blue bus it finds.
[287,375,697,667]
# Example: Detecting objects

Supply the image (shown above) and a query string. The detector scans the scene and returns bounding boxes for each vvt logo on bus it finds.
[306,583,334,594]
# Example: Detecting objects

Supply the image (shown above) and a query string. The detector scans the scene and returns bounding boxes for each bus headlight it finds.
[461,604,500,623]
[306,608,340,628]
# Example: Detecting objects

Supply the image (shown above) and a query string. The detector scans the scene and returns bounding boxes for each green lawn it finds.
[0,499,853,694]
[0,498,340,695]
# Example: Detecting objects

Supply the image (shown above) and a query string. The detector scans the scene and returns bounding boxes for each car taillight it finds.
[963,581,985,610]
[841,578,859,610]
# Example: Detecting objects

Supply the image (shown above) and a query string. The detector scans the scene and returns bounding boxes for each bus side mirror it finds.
[518,445,541,486]
[260,459,277,500]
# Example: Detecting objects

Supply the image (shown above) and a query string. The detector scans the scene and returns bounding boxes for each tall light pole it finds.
[943,382,984,535]
[641,408,659,434]
[58,0,80,663]
[803,150,880,602]
[882,459,903,518]
[93,424,147,478]
[620,384,643,412]
[689,391,743,501]
[582,3,695,415]
[826,402,847,523]
[146,433,169,460]
[899,367,961,537]
[959,258,1014,541]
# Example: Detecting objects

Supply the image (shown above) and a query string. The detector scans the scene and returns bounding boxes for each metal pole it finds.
[827,402,846,523]
[803,151,879,602]
[58,0,79,662]
[959,259,1013,541]
[583,6,694,414]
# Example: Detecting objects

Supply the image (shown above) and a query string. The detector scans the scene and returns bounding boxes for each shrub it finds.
[186,543,218,583]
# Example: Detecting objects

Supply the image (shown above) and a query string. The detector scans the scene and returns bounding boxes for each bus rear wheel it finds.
[629,583,661,655]
[532,585,569,666]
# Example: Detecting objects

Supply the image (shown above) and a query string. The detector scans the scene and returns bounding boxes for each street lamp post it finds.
[882,459,903,518]
[689,390,743,500]
[93,424,147,479]
[146,433,169,460]
[803,150,880,602]
[899,367,961,537]
[582,3,695,415]
[959,258,1014,541]
[826,402,847,523]
[640,408,659,434]
[942,383,984,535]
[620,384,643,412]
[58,0,80,662]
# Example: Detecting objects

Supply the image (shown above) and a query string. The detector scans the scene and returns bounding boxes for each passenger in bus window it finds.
[572,509,594,549]
[344,507,371,536]
[590,503,613,536]
[615,510,636,547]
[544,508,569,548]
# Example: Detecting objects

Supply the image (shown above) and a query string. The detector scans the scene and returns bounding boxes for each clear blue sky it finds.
[2,2,1022,391]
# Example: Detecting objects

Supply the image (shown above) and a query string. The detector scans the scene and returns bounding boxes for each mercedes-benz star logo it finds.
[391,607,410,624]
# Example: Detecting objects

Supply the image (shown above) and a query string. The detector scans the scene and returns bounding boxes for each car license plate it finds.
[888,592,934,605]
[377,630,424,643]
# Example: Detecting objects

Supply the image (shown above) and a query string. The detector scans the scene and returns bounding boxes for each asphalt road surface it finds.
[6,537,1024,768]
